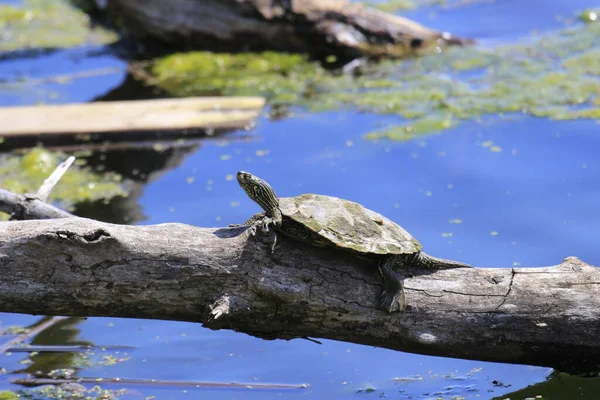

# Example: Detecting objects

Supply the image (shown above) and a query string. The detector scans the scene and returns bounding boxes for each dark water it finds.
[1,0,599,399]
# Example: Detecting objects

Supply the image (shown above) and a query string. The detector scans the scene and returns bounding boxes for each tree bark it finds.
[0,216,597,374]
[99,0,471,58]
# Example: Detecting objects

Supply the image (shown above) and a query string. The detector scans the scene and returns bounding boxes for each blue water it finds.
[1,0,599,399]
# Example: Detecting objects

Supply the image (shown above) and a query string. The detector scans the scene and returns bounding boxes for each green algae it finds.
[579,9,599,23]
[563,49,600,75]
[152,51,324,102]
[149,12,600,141]
[365,114,454,141]
[15,385,127,400]
[0,148,125,212]
[0,392,18,400]
[0,0,117,52]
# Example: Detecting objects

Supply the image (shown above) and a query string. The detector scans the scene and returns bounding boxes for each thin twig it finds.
[14,377,308,390]
[36,156,75,202]
[5,345,136,353]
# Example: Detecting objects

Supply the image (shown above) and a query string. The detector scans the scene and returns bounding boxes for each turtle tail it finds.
[414,251,472,269]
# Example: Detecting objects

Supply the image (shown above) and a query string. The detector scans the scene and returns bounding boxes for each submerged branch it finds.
[14,377,306,389]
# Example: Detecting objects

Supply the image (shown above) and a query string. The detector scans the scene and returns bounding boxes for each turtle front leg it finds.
[257,216,278,254]
[239,214,278,253]
[378,255,406,313]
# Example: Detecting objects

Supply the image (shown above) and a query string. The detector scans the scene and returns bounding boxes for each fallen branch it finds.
[0,155,76,220]
[0,189,73,220]
[96,0,471,58]
[0,216,597,374]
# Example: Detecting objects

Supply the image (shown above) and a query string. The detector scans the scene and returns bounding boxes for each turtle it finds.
[236,170,472,312]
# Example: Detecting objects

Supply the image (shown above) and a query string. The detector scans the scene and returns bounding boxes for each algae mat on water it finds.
[151,12,600,141]
[0,0,117,52]
[0,148,125,220]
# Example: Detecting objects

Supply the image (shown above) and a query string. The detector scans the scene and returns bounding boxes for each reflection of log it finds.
[0,215,598,374]
[99,0,471,58]
[0,97,265,147]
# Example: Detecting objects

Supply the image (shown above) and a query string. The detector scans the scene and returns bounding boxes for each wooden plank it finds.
[0,97,265,137]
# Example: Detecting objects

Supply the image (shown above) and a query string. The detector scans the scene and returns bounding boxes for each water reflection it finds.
[7,317,90,376]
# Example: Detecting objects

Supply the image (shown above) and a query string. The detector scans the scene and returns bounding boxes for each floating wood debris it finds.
[0,97,265,140]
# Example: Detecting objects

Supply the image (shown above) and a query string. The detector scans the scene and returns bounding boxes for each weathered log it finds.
[0,216,597,374]
[97,0,471,58]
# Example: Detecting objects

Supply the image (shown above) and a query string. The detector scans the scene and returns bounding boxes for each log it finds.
[0,97,265,139]
[0,216,597,374]
[97,0,471,58]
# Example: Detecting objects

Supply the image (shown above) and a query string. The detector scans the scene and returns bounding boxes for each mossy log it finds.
[97,0,471,58]
[0,215,598,374]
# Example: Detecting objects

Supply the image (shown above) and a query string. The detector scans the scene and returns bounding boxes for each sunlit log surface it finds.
[0,217,597,374]
[98,0,471,58]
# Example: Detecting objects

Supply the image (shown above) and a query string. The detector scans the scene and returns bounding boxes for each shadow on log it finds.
[93,0,472,59]
[0,215,597,374]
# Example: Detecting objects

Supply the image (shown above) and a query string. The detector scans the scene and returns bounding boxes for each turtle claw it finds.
[259,217,272,234]
[268,232,277,254]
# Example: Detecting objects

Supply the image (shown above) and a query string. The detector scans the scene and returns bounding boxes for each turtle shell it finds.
[278,194,422,255]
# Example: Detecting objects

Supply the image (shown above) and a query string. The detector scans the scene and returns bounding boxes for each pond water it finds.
[1,0,599,399]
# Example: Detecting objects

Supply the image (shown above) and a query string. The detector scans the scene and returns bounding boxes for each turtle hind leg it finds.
[378,255,406,313]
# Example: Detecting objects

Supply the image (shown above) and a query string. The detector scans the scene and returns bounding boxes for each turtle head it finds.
[237,171,280,217]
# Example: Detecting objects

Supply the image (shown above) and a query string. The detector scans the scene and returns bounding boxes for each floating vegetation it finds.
[152,51,324,103]
[0,392,17,400]
[0,148,126,213]
[365,114,454,141]
[71,350,131,368]
[0,0,117,52]
[579,9,599,23]
[150,12,600,141]
[0,326,29,336]
[14,384,127,400]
